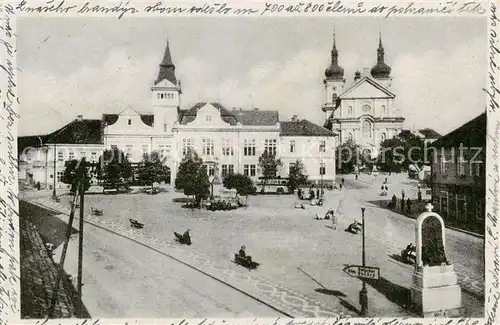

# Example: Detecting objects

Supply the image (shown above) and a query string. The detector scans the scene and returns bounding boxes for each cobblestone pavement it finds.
[27,198,349,318]
[20,217,82,318]
[339,175,485,299]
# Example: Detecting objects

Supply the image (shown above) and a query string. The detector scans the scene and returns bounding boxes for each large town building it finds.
[19,41,337,190]
[429,112,486,234]
[323,33,405,157]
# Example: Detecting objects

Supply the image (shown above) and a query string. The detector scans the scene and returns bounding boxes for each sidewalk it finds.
[25,197,351,318]
[20,216,89,318]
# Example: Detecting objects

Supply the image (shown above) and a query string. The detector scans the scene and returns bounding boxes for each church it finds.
[19,41,338,189]
[322,33,405,158]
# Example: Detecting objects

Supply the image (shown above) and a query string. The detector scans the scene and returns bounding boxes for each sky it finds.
[18,17,487,136]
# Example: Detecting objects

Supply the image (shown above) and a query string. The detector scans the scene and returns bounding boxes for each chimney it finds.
[76,115,83,121]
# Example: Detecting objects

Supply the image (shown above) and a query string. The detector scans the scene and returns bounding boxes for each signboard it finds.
[343,265,380,280]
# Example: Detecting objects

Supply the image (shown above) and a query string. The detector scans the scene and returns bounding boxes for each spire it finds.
[331,28,338,65]
[325,28,344,80]
[370,30,391,79]
[155,40,177,85]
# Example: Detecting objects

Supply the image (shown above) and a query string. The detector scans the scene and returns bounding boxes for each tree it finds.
[258,150,283,190]
[377,131,426,173]
[137,150,168,194]
[336,139,360,174]
[99,147,132,191]
[175,149,210,207]
[61,158,92,194]
[287,159,308,193]
[223,173,255,204]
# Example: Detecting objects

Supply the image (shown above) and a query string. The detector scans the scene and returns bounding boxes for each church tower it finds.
[370,33,393,89]
[152,40,182,133]
[322,32,345,119]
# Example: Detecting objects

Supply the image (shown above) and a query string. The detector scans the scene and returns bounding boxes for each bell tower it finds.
[322,31,345,121]
[152,40,182,133]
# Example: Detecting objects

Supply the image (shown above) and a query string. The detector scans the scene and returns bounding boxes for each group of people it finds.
[315,208,338,229]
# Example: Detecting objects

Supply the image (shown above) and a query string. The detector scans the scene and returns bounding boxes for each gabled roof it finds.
[18,135,47,154]
[340,76,395,99]
[178,102,279,126]
[430,112,486,148]
[45,119,103,145]
[418,128,441,139]
[280,119,336,137]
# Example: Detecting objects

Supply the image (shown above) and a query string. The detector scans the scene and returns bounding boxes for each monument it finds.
[410,203,463,317]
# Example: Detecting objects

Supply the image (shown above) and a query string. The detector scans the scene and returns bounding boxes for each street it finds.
[21,172,485,317]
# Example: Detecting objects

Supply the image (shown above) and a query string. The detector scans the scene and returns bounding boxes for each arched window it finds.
[348,133,353,141]
[362,120,372,139]
[348,106,353,117]
[362,104,371,113]
[381,132,387,142]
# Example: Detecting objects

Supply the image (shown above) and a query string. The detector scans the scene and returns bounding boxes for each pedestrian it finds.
[384,177,388,184]
[401,189,405,200]
[298,188,302,199]
[331,210,337,230]
[355,174,358,180]
[417,190,422,202]
[316,189,320,199]
[342,178,345,187]
[339,183,343,189]
[407,198,412,214]
[310,189,315,200]
[401,198,405,211]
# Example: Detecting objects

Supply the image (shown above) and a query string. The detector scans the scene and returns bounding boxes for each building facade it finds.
[19,42,337,189]
[430,113,486,234]
[323,34,405,157]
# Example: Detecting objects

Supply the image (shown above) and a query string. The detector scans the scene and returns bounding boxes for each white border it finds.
[1,1,498,325]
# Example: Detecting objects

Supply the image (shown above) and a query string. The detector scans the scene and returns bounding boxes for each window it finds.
[244,164,256,176]
[164,124,168,132]
[319,163,326,175]
[142,145,149,156]
[319,140,326,153]
[457,156,467,176]
[362,104,371,113]
[205,115,212,122]
[440,156,447,174]
[221,164,235,177]
[289,141,295,153]
[456,194,467,222]
[244,139,256,156]
[222,139,234,156]
[381,133,387,142]
[91,152,97,162]
[208,165,215,176]
[182,138,194,156]
[289,162,295,175]
[476,198,484,220]
[265,139,277,156]
[470,161,482,176]
[80,151,86,158]
[362,120,372,139]
[348,133,353,141]
[125,145,133,155]
[69,151,75,160]
[439,191,449,218]
[348,106,353,117]
[128,119,131,125]
[202,138,215,156]
[56,171,63,183]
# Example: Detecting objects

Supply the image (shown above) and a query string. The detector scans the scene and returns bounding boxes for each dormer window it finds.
[128,119,131,125]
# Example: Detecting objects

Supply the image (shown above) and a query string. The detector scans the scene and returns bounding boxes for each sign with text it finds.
[343,265,380,280]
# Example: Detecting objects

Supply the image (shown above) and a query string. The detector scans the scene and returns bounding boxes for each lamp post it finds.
[52,142,57,199]
[359,206,368,316]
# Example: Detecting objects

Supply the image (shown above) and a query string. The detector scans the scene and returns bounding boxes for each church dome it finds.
[324,33,344,80]
[370,35,391,79]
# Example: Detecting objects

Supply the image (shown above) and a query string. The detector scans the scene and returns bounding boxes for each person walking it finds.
[407,198,412,214]
[417,190,422,202]
[401,189,405,200]
[331,210,337,230]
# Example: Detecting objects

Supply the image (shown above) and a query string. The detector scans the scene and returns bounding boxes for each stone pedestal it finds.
[410,264,463,317]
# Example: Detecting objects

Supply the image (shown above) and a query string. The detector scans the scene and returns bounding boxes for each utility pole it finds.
[48,190,79,318]
[77,178,85,317]
[359,206,368,316]
[52,143,57,199]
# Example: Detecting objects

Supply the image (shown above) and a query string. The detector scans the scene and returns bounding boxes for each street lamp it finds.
[208,175,214,200]
[359,206,368,316]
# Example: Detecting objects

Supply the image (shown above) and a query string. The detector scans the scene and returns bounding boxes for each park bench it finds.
[129,219,144,229]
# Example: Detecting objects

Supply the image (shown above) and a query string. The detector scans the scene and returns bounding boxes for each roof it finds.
[280,119,336,137]
[45,118,104,144]
[155,42,177,85]
[418,128,441,139]
[340,75,395,99]
[179,102,279,126]
[430,112,486,148]
[18,135,47,154]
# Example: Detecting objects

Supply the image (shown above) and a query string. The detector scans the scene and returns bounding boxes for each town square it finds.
[16,17,486,319]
